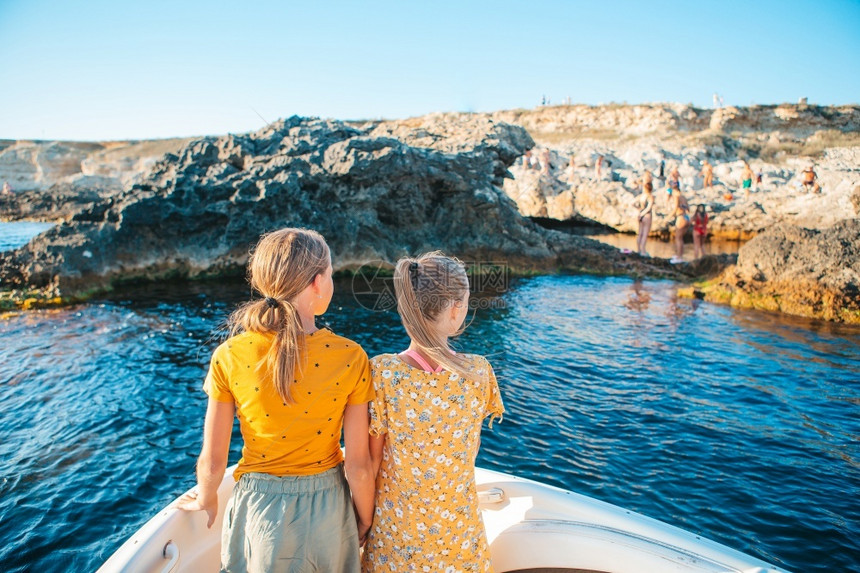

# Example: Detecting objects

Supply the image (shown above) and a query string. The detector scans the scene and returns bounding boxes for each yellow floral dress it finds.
[362,353,505,573]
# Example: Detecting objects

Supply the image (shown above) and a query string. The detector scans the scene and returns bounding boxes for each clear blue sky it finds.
[1,0,858,141]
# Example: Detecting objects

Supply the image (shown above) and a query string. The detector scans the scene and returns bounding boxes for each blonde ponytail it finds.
[393,252,484,382]
[227,228,330,404]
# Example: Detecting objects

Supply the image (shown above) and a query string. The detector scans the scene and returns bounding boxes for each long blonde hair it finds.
[393,252,482,381]
[228,228,330,404]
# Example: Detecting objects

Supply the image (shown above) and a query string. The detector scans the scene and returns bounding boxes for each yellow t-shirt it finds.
[204,328,374,480]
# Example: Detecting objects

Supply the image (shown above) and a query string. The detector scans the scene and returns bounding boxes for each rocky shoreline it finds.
[0,114,708,312]
[680,219,860,323]
[1,104,858,323]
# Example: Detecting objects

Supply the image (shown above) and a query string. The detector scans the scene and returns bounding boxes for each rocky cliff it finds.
[495,103,860,239]
[0,114,688,306]
[0,138,192,192]
[0,138,193,222]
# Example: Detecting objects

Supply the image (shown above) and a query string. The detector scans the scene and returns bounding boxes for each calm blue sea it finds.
[0,221,53,252]
[0,226,858,572]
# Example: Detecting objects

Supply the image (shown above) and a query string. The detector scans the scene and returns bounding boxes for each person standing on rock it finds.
[596,155,604,179]
[692,205,709,259]
[635,180,655,257]
[671,187,691,264]
[643,169,653,187]
[178,228,375,573]
[741,161,754,199]
[665,165,681,210]
[540,148,551,174]
[567,154,577,183]
[802,165,820,193]
[669,165,681,190]
[700,160,714,189]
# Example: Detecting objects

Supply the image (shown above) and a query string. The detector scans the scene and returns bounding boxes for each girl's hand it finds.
[357,519,372,548]
[176,490,218,529]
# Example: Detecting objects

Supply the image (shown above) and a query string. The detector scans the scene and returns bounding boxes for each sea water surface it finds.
[0,273,858,572]
[0,221,54,251]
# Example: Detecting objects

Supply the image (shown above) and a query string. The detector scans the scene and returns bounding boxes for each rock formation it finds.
[0,138,192,193]
[496,104,860,240]
[686,219,860,323]
[2,104,855,323]
[0,114,689,305]
[0,138,193,222]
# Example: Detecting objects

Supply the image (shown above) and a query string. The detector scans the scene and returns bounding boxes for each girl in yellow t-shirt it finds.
[362,252,505,573]
[178,228,375,573]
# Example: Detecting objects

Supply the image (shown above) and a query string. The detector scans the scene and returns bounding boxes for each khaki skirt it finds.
[221,464,359,573]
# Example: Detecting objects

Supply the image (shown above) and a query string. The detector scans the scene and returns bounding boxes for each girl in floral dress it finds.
[361,252,505,573]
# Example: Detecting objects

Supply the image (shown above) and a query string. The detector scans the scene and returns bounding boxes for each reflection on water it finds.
[586,232,743,260]
[0,275,858,573]
[623,280,652,313]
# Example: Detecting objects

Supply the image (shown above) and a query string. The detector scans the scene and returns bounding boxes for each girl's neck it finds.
[291,291,320,334]
[404,342,446,370]
[298,312,318,334]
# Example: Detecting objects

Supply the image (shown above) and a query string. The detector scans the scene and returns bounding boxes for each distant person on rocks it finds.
[741,161,754,199]
[802,165,820,193]
[669,165,681,190]
[692,205,709,259]
[666,165,681,209]
[643,169,653,186]
[700,160,714,189]
[635,180,655,257]
[596,155,604,179]
[568,154,577,182]
[671,187,690,264]
[522,149,533,169]
[177,228,375,573]
[756,167,763,187]
[1,182,11,195]
[632,170,653,192]
[658,157,665,180]
[540,148,551,174]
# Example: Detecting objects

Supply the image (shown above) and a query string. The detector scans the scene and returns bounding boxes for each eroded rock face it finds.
[701,219,860,323]
[0,138,192,193]
[497,104,860,239]
[2,115,685,298]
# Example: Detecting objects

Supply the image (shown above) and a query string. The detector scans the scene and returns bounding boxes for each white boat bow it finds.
[99,465,787,573]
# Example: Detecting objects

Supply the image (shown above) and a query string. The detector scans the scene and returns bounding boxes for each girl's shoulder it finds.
[215,330,270,353]
[370,353,401,369]
[463,354,494,378]
[458,353,490,367]
[308,328,368,361]
[369,353,493,380]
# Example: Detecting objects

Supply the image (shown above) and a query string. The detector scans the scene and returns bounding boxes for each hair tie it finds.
[409,262,419,273]
[264,297,280,308]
